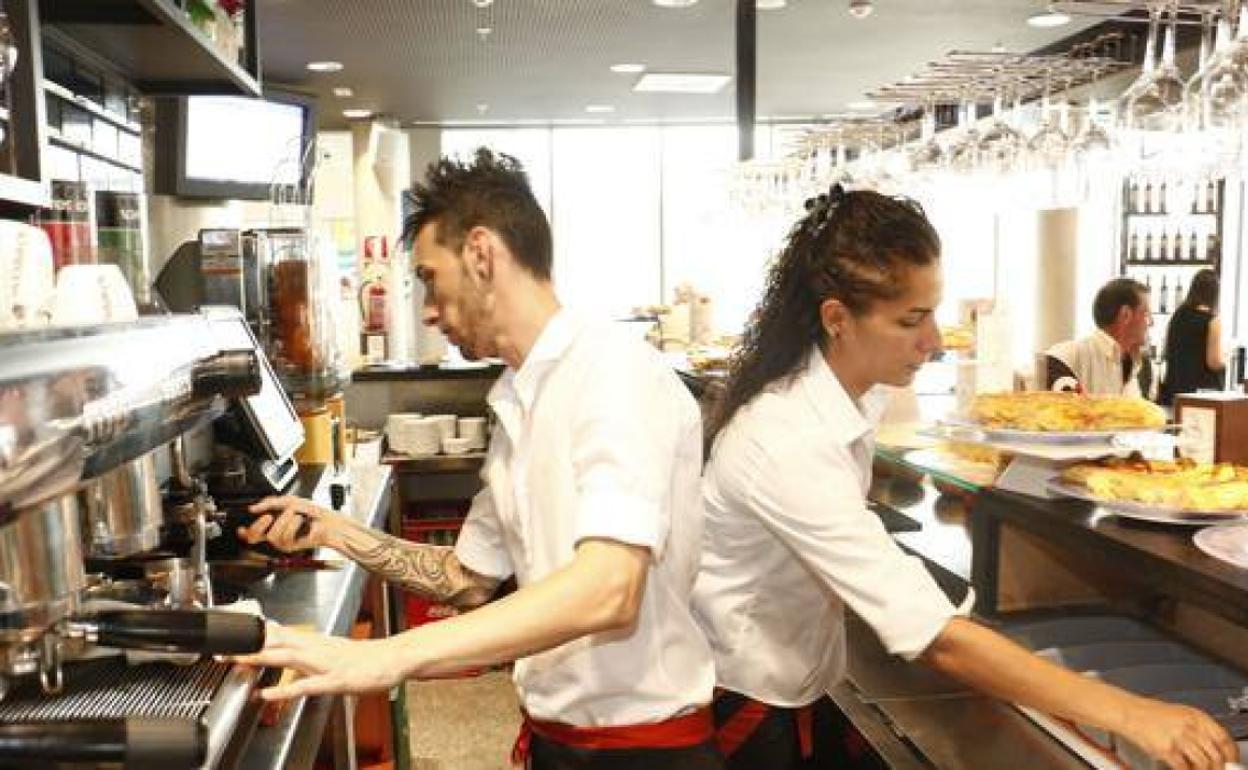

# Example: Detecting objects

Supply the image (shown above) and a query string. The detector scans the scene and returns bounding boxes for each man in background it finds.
[1044,277,1152,396]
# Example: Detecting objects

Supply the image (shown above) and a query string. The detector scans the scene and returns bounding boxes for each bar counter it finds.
[853,444,1248,769]
[214,461,393,770]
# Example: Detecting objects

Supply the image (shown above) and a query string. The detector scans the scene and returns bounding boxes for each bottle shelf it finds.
[1124,260,1218,268]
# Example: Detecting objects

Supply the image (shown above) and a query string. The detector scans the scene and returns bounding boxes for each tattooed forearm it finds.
[335,524,498,608]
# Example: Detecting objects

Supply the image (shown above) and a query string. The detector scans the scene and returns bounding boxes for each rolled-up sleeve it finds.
[732,436,958,660]
[454,487,514,580]
[570,354,690,560]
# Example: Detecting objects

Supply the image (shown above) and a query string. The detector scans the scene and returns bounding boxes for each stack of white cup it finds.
[387,412,489,456]
[387,413,441,457]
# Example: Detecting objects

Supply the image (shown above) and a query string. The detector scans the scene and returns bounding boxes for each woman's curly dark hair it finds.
[706,186,941,448]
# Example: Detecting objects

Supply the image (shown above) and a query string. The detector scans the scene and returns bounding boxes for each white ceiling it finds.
[256,0,1103,129]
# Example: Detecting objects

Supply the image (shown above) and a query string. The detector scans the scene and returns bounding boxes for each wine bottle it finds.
[1143,231,1154,261]
[1159,275,1169,314]
[1129,232,1140,262]
[1173,230,1185,262]
[1158,230,1170,262]
[1173,277,1184,311]
[1155,181,1167,214]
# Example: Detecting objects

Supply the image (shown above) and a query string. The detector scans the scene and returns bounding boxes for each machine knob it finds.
[191,350,261,400]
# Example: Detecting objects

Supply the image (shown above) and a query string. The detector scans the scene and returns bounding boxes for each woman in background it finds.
[1159,268,1225,405]
[692,185,1236,770]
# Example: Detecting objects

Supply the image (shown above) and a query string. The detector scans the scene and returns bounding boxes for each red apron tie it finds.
[511,707,713,767]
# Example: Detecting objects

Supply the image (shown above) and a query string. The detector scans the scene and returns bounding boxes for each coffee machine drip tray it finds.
[0,657,230,721]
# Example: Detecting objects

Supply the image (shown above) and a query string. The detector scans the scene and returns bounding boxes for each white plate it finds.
[1193,524,1248,570]
[938,417,1159,446]
[1047,479,1248,526]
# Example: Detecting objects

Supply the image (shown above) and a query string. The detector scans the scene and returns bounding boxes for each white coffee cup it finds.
[0,222,54,330]
[396,417,441,457]
[52,264,138,325]
[442,436,473,455]
[457,417,488,450]
[428,414,457,443]
[385,412,422,443]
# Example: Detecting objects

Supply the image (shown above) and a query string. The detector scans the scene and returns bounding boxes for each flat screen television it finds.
[154,88,317,201]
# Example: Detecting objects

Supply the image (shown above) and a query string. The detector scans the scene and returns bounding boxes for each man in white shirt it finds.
[1045,278,1151,395]
[238,149,719,770]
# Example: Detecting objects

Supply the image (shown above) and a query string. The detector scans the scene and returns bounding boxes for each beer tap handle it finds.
[71,610,265,655]
[0,718,206,767]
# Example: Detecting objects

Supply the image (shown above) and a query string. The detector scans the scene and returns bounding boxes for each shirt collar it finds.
[488,307,581,416]
[1091,328,1124,361]
[799,345,884,446]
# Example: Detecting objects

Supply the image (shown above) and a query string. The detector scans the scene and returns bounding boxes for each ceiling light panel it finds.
[634,73,731,94]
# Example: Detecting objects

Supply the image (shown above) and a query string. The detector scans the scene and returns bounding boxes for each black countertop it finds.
[352,362,505,382]
[228,462,393,770]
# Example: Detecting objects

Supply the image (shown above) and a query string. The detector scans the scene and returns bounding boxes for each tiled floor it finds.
[407,671,519,770]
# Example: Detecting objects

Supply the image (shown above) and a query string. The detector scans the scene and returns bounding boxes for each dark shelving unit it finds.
[41,0,260,96]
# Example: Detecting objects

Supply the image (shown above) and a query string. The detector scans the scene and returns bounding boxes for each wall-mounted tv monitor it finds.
[154,88,317,201]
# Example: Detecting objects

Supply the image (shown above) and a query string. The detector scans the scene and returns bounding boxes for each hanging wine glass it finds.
[976,75,1025,174]
[1126,2,1186,132]
[946,86,982,173]
[1027,68,1071,169]
[1118,0,1166,123]
[1072,95,1114,156]
[908,97,946,172]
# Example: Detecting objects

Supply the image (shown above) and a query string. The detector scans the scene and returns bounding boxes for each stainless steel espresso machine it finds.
[0,307,303,769]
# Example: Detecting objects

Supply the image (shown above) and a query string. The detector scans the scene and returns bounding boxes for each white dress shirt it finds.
[454,309,715,727]
[691,347,964,708]
[1046,329,1143,397]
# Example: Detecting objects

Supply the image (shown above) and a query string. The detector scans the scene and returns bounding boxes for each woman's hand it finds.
[234,623,407,700]
[1117,695,1239,770]
[238,495,349,552]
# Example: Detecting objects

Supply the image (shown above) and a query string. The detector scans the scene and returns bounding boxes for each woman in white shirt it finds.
[691,185,1236,770]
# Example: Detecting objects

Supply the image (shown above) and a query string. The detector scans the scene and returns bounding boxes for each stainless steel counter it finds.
[214,462,392,770]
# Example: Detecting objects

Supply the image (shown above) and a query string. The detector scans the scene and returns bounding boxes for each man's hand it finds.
[235,623,405,701]
[239,496,349,552]
[1116,695,1239,770]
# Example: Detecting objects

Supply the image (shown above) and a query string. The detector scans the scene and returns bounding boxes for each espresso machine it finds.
[0,306,301,768]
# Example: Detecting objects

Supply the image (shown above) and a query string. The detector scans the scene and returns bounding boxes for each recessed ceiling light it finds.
[757,0,786,8]
[332,87,354,98]
[471,0,494,6]
[848,100,877,111]
[611,63,646,74]
[585,104,616,114]
[634,72,731,94]
[342,108,373,120]
[652,0,698,7]
[847,0,873,18]
[476,25,493,37]
[1027,9,1071,27]
[307,61,344,73]
[476,103,489,114]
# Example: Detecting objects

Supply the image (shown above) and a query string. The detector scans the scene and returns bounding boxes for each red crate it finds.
[402,594,484,678]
